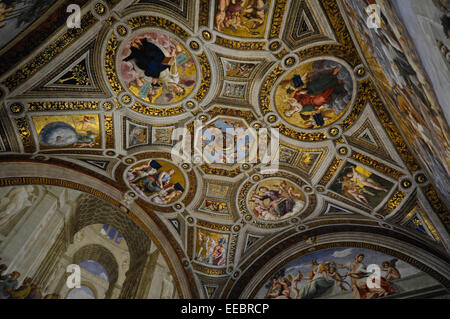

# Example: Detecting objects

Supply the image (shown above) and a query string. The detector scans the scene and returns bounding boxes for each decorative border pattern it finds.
[14,117,35,153]
[215,36,266,51]
[198,0,210,27]
[3,13,98,92]
[126,16,190,40]
[130,102,186,117]
[378,188,407,217]
[268,0,288,39]
[318,157,343,186]
[351,151,404,180]
[27,101,100,112]
[194,52,211,102]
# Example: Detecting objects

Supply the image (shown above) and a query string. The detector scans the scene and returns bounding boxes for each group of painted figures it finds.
[250,181,305,221]
[121,32,195,104]
[0,257,59,299]
[127,160,184,205]
[337,165,389,206]
[279,60,353,128]
[265,253,401,299]
[215,0,269,35]
[196,232,227,266]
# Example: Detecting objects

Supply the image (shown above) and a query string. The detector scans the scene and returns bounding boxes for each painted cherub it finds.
[381,259,401,281]
[325,262,349,292]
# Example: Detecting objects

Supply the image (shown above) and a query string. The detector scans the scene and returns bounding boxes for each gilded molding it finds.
[318,157,343,186]
[196,219,232,232]
[378,189,407,217]
[351,151,404,180]
[259,65,285,114]
[131,102,186,117]
[268,0,288,39]
[422,185,450,231]
[215,36,266,51]
[27,101,99,112]
[276,124,327,142]
[3,13,98,92]
[192,263,227,276]
[198,0,210,27]
[227,233,239,265]
[104,114,114,149]
[194,52,211,102]
[104,34,123,95]
[200,164,241,178]
[126,16,190,40]
[206,107,256,124]
[14,117,35,153]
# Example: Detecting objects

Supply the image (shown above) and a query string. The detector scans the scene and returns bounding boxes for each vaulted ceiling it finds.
[0,0,449,298]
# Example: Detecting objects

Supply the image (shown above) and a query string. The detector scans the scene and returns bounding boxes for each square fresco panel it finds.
[32,114,101,149]
[329,163,394,208]
[214,0,271,38]
[195,228,229,267]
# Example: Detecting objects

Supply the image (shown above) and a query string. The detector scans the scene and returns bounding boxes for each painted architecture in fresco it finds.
[0,0,448,301]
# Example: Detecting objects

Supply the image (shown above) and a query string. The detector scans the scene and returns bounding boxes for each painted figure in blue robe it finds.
[123,38,173,79]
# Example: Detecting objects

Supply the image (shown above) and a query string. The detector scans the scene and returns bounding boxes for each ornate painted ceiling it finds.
[0,0,449,298]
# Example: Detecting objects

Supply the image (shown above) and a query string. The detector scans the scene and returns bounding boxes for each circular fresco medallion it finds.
[274,59,354,129]
[248,179,306,221]
[125,159,186,205]
[120,31,197,105]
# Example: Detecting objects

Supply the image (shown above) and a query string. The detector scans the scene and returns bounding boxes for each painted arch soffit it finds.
[0,0,449,298]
